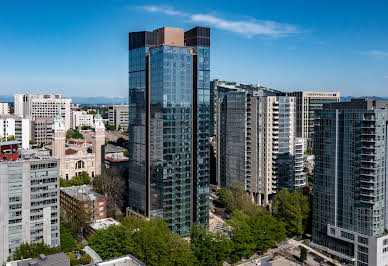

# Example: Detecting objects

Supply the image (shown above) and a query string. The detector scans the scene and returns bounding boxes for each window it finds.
[384,238,388,246]
[358,245,368,253]
[358,236,368,245]
[330,227,336,235]
[341,231,354,241]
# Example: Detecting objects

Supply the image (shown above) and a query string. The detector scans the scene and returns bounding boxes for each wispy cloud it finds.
[140,5,188,16]
[138,5,301,37]
[361,50,388,57]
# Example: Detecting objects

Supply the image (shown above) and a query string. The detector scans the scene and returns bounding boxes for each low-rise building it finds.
[103,144,128,176]
[6,253,70,266]
[85,218,120,238]
[60,185,107,223]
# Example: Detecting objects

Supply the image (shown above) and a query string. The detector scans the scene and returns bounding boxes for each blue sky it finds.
[0,0,387,97]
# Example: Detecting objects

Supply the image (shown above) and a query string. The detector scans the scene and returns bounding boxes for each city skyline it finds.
[1,0,388,97]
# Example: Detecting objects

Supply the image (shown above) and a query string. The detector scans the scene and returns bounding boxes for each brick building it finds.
[60,185,107,223]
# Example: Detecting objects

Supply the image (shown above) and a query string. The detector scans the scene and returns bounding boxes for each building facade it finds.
[108,105,129,131]
[287,91,340,147]
[0,115,30,149]
[31,117,54,145]
[312,99,388,266]
[71,111,94,129]
[0,103,9,115]
[60,185,107,223]
[14,94,72,129]
[127,26,210,235]
[52,114,105,179]
[0,142,60,262]
[219,88,298,205]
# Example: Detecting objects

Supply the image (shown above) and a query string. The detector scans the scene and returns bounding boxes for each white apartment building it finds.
[0,103,9,114]
[0,115,30,149]
[0,144,60,263]
[108,105,128,130]
[293,137,306,189]
[14,94,72,129]
[258,95,296,205]
[287,91,340,147]
[71,110,93,129]
[223,89,297,205]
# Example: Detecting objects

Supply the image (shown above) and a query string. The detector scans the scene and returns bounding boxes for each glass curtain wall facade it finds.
[128,27,210,235]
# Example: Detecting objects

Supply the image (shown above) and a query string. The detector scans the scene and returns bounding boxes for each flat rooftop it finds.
[61,185,105,202]
[90,218,120,231]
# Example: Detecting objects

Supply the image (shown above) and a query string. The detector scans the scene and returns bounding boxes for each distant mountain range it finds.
[0,95,128,105]
[0,94,387,105]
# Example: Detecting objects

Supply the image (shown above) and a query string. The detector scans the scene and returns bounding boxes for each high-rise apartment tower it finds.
[312,99,388,266]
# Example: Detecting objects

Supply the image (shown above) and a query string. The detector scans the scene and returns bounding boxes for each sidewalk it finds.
[288,239,341,266]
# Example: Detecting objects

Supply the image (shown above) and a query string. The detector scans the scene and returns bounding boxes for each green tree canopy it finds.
[66,129,84,139]
[228,209,286,261]
[219,184,262,216]
[89,216,196,266]
[60,216,77,252]
[272,189,311,236]
[12,242,60,260]
[190,225,233,266]
[60,171,91,187]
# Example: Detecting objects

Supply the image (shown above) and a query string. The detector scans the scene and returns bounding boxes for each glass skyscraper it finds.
[127,27,210,235]
[312,99,388,266]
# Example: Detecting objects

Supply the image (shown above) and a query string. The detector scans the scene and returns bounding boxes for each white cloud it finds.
[362,50,388,57]
[141,5,188,16]
[138,6,301,37]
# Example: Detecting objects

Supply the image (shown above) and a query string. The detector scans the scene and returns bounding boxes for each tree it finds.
[89,216,196,266]
[66,129,75,139]
[123,149,129,158]
[221,184,262,216]
[81,125,91,130]
[305,145,312,155]
[60,216,77,252]
[190,225,233,266]
[93,171,126,215]
[104,124,115,131]
[12,242,60,260]
[7,135,15,141]
[228,209,286,261]
[272,189,311,236]
[299,246,307,262]
[116,137,126,147]
[66,129,84,139]
[60,171,91,187]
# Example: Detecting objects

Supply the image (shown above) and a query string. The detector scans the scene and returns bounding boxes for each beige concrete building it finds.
[31,117,54,145]
[14,94,72,129]
[108,105,128,131]
[287,91,340,147]
[71,110,94,129]
[52,113,105,179]
[0,103,9,114]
